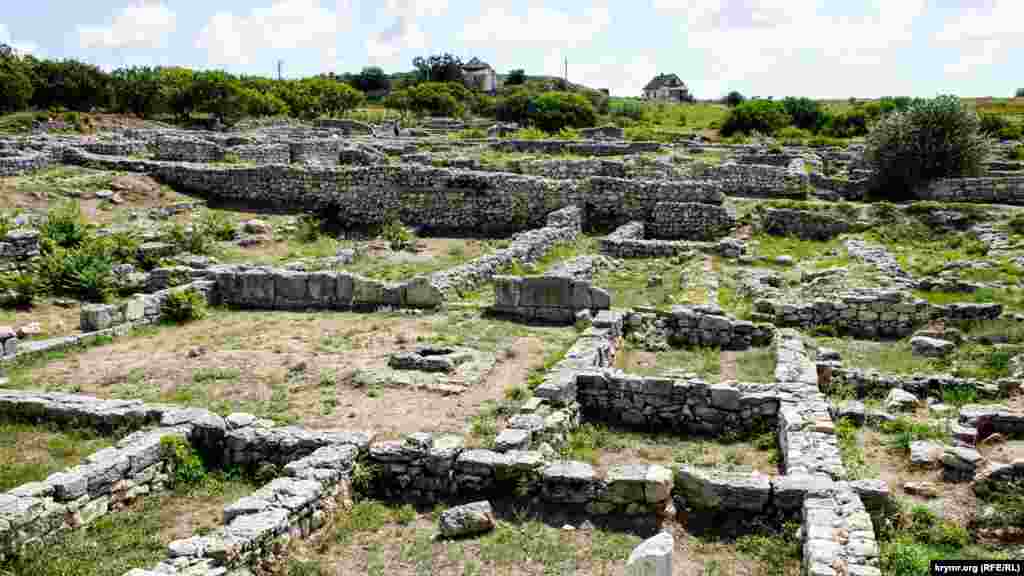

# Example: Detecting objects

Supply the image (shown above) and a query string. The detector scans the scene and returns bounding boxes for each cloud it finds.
[654,0,926,98]
[78,0,176,50]
[195,0,350,70]
[462,2,609,48]
[366,0,448,66]
[540,52,657,98]
[0,23,39,55]
[934,0,1024,75]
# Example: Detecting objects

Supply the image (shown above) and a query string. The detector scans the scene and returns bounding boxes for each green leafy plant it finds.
[196,210,237,241]
[161,287,209,323]
[864,95,989,199]
[40,200,89,250]
[0,270,41,307]
[380,214,414,251]
[160,435,207,488]
[38,242,116,302]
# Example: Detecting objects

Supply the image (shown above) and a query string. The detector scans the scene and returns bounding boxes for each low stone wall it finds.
[824,367,1013,400]
[312,118,375,134]
[231,143,290,164]
[367,434,672,523]
[577,372,779,435]
[922,177,1024,205]
[154,137,225,163]
[0,229,40,272]
[80,281,215,331]
[535,311,624,405]
[0,151,52,176]
[490,275,611,323]
[761,208,850,241]
[755,289,1002,339]
[0,425,184,558]
[64,149,725,235]
[510,158,687,181]
[84,140,148,157]
[626,306,775,351]
[649,202,736,241]
[489,140,662,156]
[802,484,881,576]
[598,221,745,259]
[287,139,345,165]
[701,162,809,199]
[775,329,847,480]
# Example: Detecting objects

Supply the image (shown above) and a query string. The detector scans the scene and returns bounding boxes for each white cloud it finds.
[655,0,926,98]
[366,0,448,67]
[195,0,350,71]
[0,23,39,55]
[78,0,176,50]
[934,1,1024,75]
[542,52,658,98]
[462,2,609,48]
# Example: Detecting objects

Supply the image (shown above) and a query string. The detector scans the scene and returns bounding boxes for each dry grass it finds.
[0,422,114,491]
[0,298,84,341]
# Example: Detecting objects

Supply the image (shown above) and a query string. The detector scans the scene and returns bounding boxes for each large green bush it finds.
[161,287,209,324]
[864,95,989,199]
[0,47,34,113]
[528,92,597,132]
[781,97,826,132]
[40,200,89,250]
[720,100,791,136]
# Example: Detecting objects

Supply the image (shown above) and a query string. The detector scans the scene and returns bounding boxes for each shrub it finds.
[380,214,414,251]
[609,99,645,121]
[510,127,548,140]
[999,124,1023,141]
[160,435,207,488]
[451,127,486,140]
[1013,145,1024,161]
[295,214,324,243]
[528,91,597,133]
[1009,213,1024,235]
[864,95,989,199]
[979,113,1009,136]
[724,91,745,107]
[819,108,869,138]
[196,209,237,241]
[720,100,791,136]
[165,221,215,255]
[40,200,89,250]
[776,126,812,145]
[1017,88,1024,98]
[161,287,209,323]
[0,270,40,307]
[39,242,116,302]
[782,97,826,131]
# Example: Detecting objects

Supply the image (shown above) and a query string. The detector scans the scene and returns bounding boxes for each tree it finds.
[781,97,826,131]
[1016,88,1024,98]
[506,69,526,86]
[412,53,464,83]
[724,91,745,107]
[349,67,390,93]
[865,95,989,199]
[0,44,34,112]
[26,58,112,111]
[111,67,166,117]
[314,80,366,117]
[719,100,791,136]
[529,92,597,132]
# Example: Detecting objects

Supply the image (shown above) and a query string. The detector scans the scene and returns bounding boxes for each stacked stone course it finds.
[0,229,40,272]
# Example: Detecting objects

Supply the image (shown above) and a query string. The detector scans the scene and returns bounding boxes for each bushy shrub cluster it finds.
[864,95,989,199]
[720,100,791,136]
[161,287,209,324]
[160,435,207,488]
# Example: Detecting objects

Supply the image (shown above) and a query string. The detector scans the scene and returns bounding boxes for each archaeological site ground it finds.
[1,109,1023,576]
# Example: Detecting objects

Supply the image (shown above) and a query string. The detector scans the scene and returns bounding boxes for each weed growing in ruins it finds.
[380,213,415,251]
[881,417,948,452]
[734,522,802,576]
[0,270,41,307]
[192,366,240,383]
[940,383,977,407]
[329,500,397,545]
[879,502,1007,576]
[835,417,874,479]
[160,434,207,488]
[349,461,381,497]
[0,422,114,491]
[161,287,209,323]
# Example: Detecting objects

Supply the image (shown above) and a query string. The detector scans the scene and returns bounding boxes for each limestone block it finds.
[625,532,673,576]
[438,501,496,538]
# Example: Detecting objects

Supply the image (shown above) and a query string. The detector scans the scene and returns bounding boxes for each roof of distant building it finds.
[463,57,492,71]
[643,73,687,91]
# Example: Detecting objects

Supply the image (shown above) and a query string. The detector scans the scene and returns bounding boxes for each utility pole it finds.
[277,60,283,81]
[564,57,568,83]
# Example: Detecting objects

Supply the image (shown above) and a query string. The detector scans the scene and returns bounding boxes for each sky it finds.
[1,0,1021,99]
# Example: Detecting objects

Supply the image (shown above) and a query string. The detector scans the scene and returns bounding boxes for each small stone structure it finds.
[649,201,736,241]
[490,275,611,323]
[923,176,1024,205]
[0,229,40,272]
[761,208,851,240]
[626,305,774,351]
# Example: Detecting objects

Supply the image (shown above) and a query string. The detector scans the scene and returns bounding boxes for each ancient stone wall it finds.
[923,177,1024,205]
[287,139,344,166]
[490,275,611,323]
[755,289,1002,339]
[534,311,624,405]
[489,140,662,156]
[761,208,850,241]
[824,367,1012,400]
[83,140,149,157]
[231,143,290,164]
[64,149,725,234]
[0,229,40,272]
[626,306,775,351]
[649,201,736,240]
[0,151,52,176]
[701,162,809,199]
[577,373,779,435]
[154,137,225,163]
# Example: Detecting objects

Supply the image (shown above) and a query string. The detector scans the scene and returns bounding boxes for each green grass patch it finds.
[0,422,115,491]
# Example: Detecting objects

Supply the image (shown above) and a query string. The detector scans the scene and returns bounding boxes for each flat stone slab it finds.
[626,531,673,576]
[438,500,496,538]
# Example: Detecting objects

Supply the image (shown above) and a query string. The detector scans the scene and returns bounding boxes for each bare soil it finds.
[0,298,82,341]
[19,310,558,437]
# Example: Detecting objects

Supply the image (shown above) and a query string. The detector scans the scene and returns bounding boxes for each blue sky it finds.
[1,0,1021,98]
